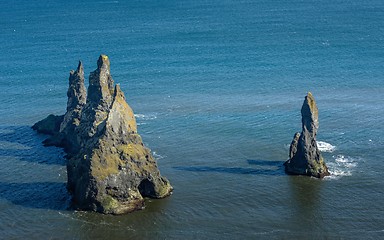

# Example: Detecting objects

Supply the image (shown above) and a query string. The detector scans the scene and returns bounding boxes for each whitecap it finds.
[317,141,336,152]
[134,113,157,120]
[152,151,164,160]
[324,155,358,180]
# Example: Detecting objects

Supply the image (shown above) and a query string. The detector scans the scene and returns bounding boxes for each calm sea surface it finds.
[0,0,383,239]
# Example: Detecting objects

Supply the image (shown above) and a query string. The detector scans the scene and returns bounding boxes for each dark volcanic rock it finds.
[32,114,64,135]
[33,55,173,214]
[284,92,330,178]
[59,61,87,153]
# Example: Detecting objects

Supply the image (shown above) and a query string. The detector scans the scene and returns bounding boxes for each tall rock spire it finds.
[87,54,115,108]
[284,92,330,178]
[33,55,173,214]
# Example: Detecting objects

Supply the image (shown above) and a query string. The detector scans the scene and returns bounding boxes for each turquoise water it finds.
[0,0,383,238]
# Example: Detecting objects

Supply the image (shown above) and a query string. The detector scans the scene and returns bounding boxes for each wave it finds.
[0,129,15,135]
[152,151,164,160]
[0,140,32,150]
[317,141,336,152]
[285,141,336,152]
[134,114,157,121]
[325,155,358,180]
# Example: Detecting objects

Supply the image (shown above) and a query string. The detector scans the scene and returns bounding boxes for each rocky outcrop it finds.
[33,55,173,214]
[32,114,64,135]
[284,92,330,178]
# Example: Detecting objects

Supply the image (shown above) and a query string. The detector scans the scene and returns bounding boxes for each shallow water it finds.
[0,0,383,238]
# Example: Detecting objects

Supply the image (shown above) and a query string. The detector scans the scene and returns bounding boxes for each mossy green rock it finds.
[284,92,330,178]
[33,55,173,214]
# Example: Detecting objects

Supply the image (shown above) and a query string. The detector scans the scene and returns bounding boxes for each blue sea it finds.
[1,0,383,239]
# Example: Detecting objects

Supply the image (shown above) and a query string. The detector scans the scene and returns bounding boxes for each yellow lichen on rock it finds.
[106,84,137,134]
[101,55,109,61]
[90,145,122,181]
[117,143,145,158]
[100,195,119,213]
[306,92,318,117]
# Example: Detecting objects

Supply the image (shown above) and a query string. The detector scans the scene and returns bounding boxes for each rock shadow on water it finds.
[0,125,66,166]
[247,159,285,167]
[288,176,323,211]
[0,182,70,211]
[174,159,285,176]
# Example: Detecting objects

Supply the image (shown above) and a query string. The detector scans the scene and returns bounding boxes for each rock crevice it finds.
[33,55,173,214]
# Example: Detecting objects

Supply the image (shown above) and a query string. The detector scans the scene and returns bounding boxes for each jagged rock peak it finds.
[97,54,110,71]
[76,60,84,74]
[88,55,115,107]
[284,92,330,178]
[66,61,86,112]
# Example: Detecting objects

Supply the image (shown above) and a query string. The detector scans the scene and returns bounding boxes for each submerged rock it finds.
[33,55,173,214]
[284,92,330,178]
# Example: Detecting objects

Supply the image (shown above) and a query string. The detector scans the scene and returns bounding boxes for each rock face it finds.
[33,55,173,214]
[284,92,330,178]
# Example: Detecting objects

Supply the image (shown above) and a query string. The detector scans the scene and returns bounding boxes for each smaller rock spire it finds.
[284,92,330,178]
[66,61,86,111]
[57,60,87,152]
[76,60,84,75]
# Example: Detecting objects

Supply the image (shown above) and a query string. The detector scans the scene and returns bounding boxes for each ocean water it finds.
[0,0,383,239]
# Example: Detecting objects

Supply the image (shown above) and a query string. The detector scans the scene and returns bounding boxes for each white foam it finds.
[134,114,157,120]
[324,155,357,180]
[317,141,336,152]
[153,151,164,160]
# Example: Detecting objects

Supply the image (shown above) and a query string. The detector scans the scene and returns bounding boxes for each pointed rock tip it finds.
[306,92,315,103]
[97,54,110,69]
[115,84,121,92]
[70,61,84,77]
[76,61,84,73]
[114,84,125,98]
[304,91,317,110]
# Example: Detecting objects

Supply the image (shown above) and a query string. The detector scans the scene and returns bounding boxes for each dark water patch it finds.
[0,125,65,166]
[288,176,323,212]
[0,182,70,211]
[175,159,285,176]
[247,159,285,167]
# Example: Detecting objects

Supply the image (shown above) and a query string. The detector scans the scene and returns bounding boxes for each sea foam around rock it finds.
[325,155,358,180]
[317,141,336,152]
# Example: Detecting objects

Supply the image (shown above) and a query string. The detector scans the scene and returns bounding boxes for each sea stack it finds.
[284,92,330,178]
[33,55,173,214]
